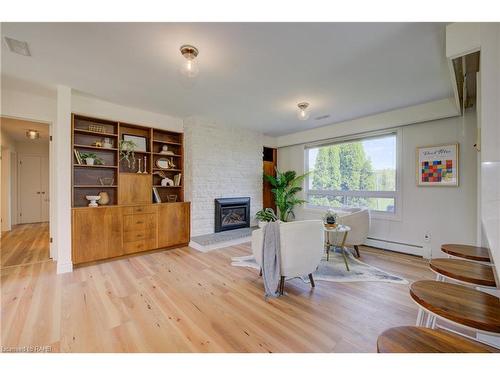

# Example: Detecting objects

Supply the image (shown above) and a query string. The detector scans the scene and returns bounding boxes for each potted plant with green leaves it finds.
[255,208,278,227]
[264,169,309,222]
[323,209,338,228]
[119,139,137,169]
[80,152,104,166]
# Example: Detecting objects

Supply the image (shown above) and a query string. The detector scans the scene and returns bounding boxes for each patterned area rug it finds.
[231,251,408,284]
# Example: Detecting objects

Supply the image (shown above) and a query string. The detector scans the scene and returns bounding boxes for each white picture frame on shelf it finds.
[123,134,147,152]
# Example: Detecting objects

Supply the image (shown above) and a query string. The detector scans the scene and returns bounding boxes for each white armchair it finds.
[251,220,324,294]
[338,208,370,257]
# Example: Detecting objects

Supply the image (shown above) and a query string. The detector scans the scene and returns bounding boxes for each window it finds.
[305,131,400,217]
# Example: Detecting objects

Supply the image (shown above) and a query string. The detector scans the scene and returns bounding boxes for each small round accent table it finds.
[410,280,500,335]
[377,326,499,353]
[324,224,351,271]
[441,244,491,262]
[430,258,497,287]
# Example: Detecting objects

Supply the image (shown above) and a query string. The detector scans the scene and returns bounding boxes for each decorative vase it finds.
[98,191,110,205]
[85,158,95,166]
[85,195,100,207]
[103,138,113,149]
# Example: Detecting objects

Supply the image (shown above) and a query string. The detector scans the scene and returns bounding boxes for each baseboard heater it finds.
[364,237,424,257]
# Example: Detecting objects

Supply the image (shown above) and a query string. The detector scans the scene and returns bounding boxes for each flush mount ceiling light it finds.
[4,36,31,56]
[26,129,40,140]
[179,44,199,78]
[297,102,310,120]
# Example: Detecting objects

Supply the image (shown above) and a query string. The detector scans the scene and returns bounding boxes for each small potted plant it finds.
[80,152,104,166]
[323,209,338,228]
[255,208,278,227]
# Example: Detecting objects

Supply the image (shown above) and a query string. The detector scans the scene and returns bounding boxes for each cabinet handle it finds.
[136,221,144,224]
[136,234,143,237]
[136,209,143,212]
[36,192,41,194]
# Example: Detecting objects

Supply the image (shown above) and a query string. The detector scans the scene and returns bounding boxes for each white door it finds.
[40,156,50,222]
[19,155,46,224]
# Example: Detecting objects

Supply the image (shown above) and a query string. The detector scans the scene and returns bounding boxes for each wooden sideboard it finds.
[72,202,190,265]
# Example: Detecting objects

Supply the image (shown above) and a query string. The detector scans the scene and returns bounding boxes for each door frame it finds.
[2,115,55,260]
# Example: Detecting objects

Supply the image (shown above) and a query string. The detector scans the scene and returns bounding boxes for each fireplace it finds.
[214,197,251,233]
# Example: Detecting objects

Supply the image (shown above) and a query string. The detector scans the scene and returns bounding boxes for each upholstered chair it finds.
[338,208,370,257]
[251,220,324,294]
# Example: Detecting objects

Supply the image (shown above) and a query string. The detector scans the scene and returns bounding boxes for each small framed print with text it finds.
[417,143,459,186]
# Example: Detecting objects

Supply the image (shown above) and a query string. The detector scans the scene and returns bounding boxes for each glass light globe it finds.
[297,103,310,120]
[297,108,310,120]
[180,57,199,78]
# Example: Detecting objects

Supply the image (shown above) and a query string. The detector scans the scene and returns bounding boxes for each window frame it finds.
[304,129,402,221]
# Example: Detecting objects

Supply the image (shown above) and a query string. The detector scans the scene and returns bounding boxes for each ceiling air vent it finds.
[4,37,31,56]
[314,114,330,121]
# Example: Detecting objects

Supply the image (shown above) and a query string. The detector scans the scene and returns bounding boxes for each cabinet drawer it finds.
[123,228,155,243]
[122,205,156,215]
[123,238,156,254]
[123,213,156,232]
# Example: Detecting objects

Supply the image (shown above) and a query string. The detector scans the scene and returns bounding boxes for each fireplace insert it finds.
[214,197,250,232]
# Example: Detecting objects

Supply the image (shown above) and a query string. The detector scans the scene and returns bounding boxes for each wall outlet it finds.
[423,232,431,243]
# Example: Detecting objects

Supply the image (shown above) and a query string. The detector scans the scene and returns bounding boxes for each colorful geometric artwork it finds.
[421,160,453,183]
[417,144,458,186]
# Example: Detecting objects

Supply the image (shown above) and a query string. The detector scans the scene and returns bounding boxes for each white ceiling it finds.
[1,23,453,136]
[1,117,50,142]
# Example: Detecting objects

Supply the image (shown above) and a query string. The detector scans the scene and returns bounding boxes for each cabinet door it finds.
[72,207,123,264]
[118,174,152,205]
[157,202,190,248]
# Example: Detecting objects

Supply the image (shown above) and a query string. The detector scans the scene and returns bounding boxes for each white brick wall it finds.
[184,118,263,236]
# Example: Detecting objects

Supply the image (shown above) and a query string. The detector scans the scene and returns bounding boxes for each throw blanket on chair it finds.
[262,221,281,298]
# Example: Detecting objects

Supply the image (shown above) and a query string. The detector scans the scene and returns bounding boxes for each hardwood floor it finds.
[1,224,435,352]
[1,223,50,268]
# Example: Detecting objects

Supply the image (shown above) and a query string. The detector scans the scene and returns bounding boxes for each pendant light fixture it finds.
[26,129,40,140]
[180,44,199,78]
[297,102,310,120]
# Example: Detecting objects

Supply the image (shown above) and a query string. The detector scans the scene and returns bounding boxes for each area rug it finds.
[231,251,408,284]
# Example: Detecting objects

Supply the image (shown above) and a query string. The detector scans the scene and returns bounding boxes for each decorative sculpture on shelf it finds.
[153,171,174,186]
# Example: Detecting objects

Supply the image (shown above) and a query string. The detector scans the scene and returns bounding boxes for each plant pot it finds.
[258,221,267,228]
[85,158,95,166]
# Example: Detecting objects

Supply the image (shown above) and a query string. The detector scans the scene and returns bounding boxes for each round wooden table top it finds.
[430,258,497,287]
[441,244,491,262]
[410,280,500,334]
[377,326,499,353]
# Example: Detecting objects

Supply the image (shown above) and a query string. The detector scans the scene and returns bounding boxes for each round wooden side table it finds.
[377,326,499,353]
[410,280,500,336]
[429,258,497,288]
[441,244,491,262]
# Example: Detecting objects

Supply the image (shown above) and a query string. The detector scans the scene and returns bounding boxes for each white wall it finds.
[184,117,263,237]
[278,111,478,259]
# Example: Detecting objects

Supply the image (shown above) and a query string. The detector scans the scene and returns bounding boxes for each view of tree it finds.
[309,140,396,212]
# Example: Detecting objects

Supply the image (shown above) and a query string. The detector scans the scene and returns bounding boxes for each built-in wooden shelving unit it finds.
[72,114,184,207]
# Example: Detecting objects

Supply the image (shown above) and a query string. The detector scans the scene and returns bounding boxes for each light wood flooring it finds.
[1,223,50,268]
[1,223,435,352]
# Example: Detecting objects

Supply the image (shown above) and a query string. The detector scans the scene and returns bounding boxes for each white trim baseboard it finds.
[56,261,73,274]
[365,237,423,257]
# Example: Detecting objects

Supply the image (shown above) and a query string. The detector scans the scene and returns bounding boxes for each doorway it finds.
[1,116,51,268]
[263,146,277,212]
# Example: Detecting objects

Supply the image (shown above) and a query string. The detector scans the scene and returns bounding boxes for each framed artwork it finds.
[123,134,147,152]
[417,143,459,186]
